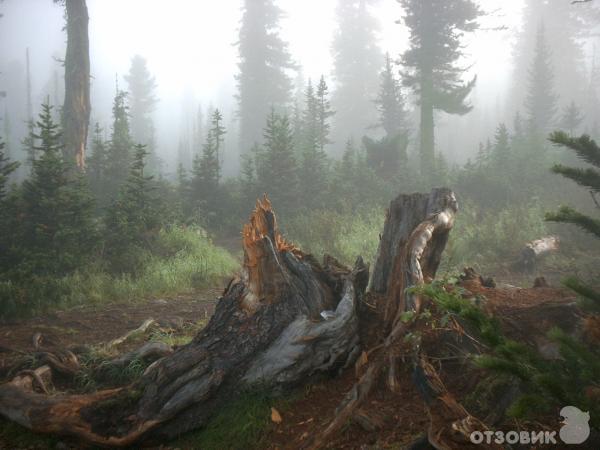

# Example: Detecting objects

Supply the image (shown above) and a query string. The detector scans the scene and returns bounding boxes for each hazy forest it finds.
[0,0,599,448]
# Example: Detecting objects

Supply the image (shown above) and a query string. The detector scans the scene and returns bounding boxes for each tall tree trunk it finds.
[420,71,435,179]
[62,0,90,170]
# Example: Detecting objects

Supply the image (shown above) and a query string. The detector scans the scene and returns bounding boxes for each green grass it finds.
[283,208,383,266]
[0,226,238,318]
[171,390,274,450]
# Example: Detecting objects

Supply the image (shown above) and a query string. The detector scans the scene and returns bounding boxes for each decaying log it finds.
[0,196,367,446]
[309,188,459,449]
[514,235,559,273]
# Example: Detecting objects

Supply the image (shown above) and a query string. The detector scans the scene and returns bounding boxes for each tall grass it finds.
[283,208,384,266]
[0,226,238,318]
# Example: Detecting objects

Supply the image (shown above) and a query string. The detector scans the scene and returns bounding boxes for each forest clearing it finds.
[1,0,600,448]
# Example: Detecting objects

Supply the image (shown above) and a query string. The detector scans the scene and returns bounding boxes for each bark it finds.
[514,235,560,273]
[0,197,367,446]
[309,188,459,449]
[62,0,91,170]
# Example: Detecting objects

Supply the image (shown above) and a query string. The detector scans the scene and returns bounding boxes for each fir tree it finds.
[560,101,584,136]
[104,144,159,273]
[315,76,334,153]
[525,23,558,134]
[0,138,18,202]
[211,109,226,180]
[492,123,511,170]
[546,131,600,238]
[236,0,295,150]
[105,88,132,200]
[376,53,407,138]
[125,55,159,173]
[21,102,95,275]
[257,109,297,212]
[331,0,383,149]
[240,145,260,209]
[86,122,108,203]
[400,0,481,179]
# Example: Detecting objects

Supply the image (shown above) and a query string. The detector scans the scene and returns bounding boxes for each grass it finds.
[172,390,275,450]
[283,207,384,266]
[0,226,238,318]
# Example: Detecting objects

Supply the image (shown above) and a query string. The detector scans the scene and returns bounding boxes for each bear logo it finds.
[559,406,590,444]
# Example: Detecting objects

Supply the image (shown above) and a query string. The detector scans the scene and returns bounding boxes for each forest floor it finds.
[0,275,582,449]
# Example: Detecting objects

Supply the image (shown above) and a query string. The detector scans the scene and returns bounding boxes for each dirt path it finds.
[0,287,222,357]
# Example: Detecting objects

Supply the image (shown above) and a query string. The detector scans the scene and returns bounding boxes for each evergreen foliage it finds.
[331,0,382,147]
[105,89,133,201]
[236,0,295,149]
[400,0,481,179]
[375,53,407,138]
[525,23,558,134]
[104,144,160,273]
[19,102,95,276]
[256,109,297,214]
[125,56,159,173]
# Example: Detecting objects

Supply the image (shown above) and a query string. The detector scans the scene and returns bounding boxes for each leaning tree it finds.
[0,189,488,449]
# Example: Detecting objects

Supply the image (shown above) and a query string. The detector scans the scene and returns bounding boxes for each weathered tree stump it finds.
[0,197,367,446]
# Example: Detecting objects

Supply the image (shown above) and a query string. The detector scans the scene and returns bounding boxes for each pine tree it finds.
[105,88,132,200]
[104,144,159,273]
[492,123,511,170]
[546,129,600,352]
[0,138,20,273]
[256,109,297,213]
[86,122,108,202]
[125,55,159,173]
[21,102,95,275]
[315,76,334,153]
[331,0,383,149]
[211,109,226,180]
[400,0,481,179]
[376,53,407,138]
[0,138,19,202]
[525,23,558,134]
[560,101,584,136]
[236,0,295,150]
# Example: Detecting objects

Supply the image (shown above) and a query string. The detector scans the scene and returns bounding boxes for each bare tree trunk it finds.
[0,197,367,446]
[62,0,90,170]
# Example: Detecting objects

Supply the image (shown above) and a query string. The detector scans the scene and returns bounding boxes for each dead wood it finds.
[0,196,367,446]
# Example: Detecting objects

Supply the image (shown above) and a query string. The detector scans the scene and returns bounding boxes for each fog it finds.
[0,0,594,175]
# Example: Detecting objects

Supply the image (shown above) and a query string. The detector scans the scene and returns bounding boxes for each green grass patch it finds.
[0,226,238,318]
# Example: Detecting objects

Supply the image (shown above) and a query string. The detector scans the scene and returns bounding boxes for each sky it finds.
[0,0,526,169]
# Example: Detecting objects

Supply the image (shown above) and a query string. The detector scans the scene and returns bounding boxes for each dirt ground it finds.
[0,277,592,449]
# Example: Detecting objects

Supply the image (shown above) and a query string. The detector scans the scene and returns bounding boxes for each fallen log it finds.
[514,235,560,273]
[0,196,368,446]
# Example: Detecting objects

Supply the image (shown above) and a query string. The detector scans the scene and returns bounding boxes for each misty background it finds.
[0,0,549,177]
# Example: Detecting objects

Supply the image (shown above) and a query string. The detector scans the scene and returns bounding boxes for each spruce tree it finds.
[86,122,108,204]
[240,146,261,211]
[525,23,558,134]
[400,0,481,179]
[257,109,297,213]
[104,144,159,273]
[21,102,95,275]
[236,0,295,150]
[315,76,334,153]
[560,101,584,136]
[0,138,18,202]
[546,131,600,312]
[125,55,159,173]
[105,88,132,201]
[211,109,226,181]
[0,138,20,273]
[492,123,511,170]
[298,80,329,209]
[331,0,383,148]
[376,53,407,138]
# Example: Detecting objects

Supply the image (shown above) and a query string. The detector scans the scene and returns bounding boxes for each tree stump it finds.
[0,197,368,446]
